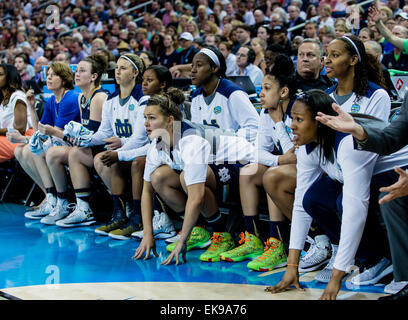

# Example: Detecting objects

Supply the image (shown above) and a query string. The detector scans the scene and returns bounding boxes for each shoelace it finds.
[238,232,250,245]
[258,239,279,261]
[207,233,225,251]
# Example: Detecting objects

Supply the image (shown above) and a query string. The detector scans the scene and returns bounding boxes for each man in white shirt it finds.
[232,46,264,87]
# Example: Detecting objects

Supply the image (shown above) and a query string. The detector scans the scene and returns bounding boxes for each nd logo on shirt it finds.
[115,119,133,137]
[351,104,360,112]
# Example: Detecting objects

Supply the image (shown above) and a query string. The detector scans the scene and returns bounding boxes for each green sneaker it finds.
[95,209,128,236]
[220,231,264,262]
[199,232,235,262]
[247,237,287,272]
[166,226,211,252]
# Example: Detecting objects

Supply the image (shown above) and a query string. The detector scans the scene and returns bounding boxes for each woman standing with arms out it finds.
[267,89,408,300]
[0,64,33,163]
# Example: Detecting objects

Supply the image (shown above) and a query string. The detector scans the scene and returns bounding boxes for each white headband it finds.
[341,36,361,62]
[199,48,220,68]
[119,55,139,72]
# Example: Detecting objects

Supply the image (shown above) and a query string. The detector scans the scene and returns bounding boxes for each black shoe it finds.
[378,284,408,301]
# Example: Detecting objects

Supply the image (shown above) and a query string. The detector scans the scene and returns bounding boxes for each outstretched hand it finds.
[132,236,158,260]
[379,166,408,204]
[368,5,381,24]
[315,103,359,134]
[161,241,187,266]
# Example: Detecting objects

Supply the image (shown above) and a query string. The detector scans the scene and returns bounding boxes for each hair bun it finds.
[167,87,185,105]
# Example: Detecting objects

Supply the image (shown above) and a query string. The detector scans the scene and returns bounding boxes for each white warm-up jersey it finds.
[290,133,408,272]
[190,78,259,142]
[327,81,391,121]
[255,103,295,167]
[90,84,149,153]
[143,120,255,186]
[0,90,32,129]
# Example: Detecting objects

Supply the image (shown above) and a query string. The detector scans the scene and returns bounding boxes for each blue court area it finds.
[0,202,387,299]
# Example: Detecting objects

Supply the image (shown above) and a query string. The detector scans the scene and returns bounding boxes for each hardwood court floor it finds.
[0,203,387,300]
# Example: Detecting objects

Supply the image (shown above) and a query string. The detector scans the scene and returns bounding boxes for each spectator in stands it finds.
[139,51,157,69]
[29,37,44,62]
[136,28,150,52]
[218,41,237,77]
[149,34,165,59]
[316,4,335,29]
[91,38,106,55]
[169,32,198,78]
[270,25,292,56]
[253,9,269,35]
[186,20,201,40]
[14,52,32,90]
[158,34,180,70]
[54,52,71,66]
[220,54,297,271]
[237,1,255,26]
[358,27,375,43]
[251,37,267,74]
[303,20,319,41]
[364,40,398,100]
[382,25,408,71]
[389,0,403,18]
[70,39,88,65]
[232,45,264,86]
[232,24,252,55]
[12,62,80,221]
[287,5,305,40]
[0,64,33,163]
[257,25,271,45]
[334,18,352,38]
[163,1,176,27]
[43,44,54,62]
[396,12,408,29]
[32,56,48,87]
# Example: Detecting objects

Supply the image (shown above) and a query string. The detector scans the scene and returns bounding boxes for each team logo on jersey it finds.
[115,119,133,138]
[203,119,220,128]
[213,106,222,114]
[351,104,360,112]
[218,167,231,183]
[128,104,135,111]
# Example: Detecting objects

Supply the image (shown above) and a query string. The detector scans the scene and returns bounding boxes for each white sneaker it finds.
[384,279,408,294]
[24,194,57,220]
[40,198,72,225]
[350,258,393,286]
[131,210,176,240]
[56,199,96,227]
[165,233,181,244]
[299,235,331,273]
[315,244,338,283]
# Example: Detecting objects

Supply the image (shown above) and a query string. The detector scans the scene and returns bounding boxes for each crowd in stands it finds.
[2,0,408,301]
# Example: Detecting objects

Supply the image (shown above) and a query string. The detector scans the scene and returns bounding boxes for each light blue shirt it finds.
[232,64,264,86]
